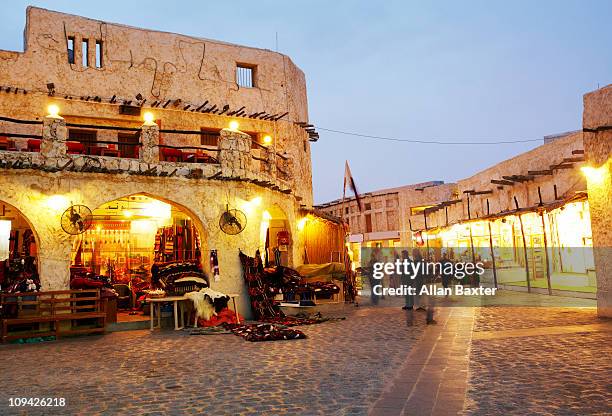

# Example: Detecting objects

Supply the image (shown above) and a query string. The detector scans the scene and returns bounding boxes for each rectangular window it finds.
[95,40,103,68]
[365,214,373,233]
[200,128,221,146]
[82,39,89,67]
[67,37,75,64]
[365,203,372,211]
[236,64,255,88]
[118,133,139,158]
[68,129,97,154]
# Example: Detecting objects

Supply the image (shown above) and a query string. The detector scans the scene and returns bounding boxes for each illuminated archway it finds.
[69,193,207,322]
[260,204,292,267]
[0,200,40,292]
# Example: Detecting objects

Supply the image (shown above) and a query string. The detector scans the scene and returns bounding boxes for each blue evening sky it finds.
[2,1,610,203]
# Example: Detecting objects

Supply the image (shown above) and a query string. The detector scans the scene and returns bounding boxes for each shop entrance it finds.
[261,205,291,267]
[70,194,204,323]
[0,201,39,293]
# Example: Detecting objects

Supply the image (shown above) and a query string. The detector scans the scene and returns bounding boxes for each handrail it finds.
[0,116,43,125]
[0,133,43,139]
[158,144,219,152]
[65,122,141,132]
[159,129,206,135]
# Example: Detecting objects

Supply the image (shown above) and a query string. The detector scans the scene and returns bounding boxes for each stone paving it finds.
[465,306,612,416]
[1,293,611,415]
[0,303,426,416]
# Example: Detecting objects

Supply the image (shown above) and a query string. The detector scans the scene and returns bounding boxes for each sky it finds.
[1,1,610,204]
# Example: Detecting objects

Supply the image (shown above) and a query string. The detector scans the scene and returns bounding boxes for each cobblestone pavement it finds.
[0,303,426,416]
[465,306,612,416]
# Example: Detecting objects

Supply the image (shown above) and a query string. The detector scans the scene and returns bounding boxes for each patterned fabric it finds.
[227,323,306,342]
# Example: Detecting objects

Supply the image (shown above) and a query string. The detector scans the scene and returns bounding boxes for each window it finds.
[365,214,373,233]
[365,203,372,211]
[345,207,349,215]
[95,40,103,68]
[236,64,255,88]
[82,39,89,67]
[69,129,97,154]
[200,128,221,146]
[118,133,139,158]
[67,37,75,64]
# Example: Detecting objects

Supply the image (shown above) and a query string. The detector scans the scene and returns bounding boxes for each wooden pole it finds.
[514,196,531,292]
[487,221,498,288]
[539,210,553,295]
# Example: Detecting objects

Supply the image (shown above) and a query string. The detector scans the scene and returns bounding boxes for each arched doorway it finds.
[260,205,292,267]
[70,194,206,324]
[0,201,39,293]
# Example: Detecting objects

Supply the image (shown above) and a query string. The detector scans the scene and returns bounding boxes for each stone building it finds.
[318,87,611,317]
[0,7,322,319]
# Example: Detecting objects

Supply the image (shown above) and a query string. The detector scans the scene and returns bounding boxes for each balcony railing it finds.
[0,115,293,193]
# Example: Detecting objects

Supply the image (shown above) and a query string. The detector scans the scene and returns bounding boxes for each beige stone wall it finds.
[583,85,612,318]
[0,7,314,206]
[0,169,306,319]
[422,133,587,229]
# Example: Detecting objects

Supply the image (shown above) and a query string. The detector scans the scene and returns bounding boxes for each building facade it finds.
[0,7,320,318]
[318,109,610,310]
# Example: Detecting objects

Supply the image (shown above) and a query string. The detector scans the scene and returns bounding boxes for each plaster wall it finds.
[583,85,612,318]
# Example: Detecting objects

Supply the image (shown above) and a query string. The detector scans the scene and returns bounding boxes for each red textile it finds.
[197,307,243,327]
[70,277,103,289]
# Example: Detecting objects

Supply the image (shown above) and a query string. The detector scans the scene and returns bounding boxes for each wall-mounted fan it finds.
[61,204,93,235]
[219,205,247,235]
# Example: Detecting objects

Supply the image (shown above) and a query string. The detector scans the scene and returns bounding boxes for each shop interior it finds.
[0,201,39,294]
[70,194,204,323]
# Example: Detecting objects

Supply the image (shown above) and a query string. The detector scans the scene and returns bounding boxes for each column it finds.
[218,128,252,178]
[140,122,160,163]
[583,85,612,318]
[41,115,67,159]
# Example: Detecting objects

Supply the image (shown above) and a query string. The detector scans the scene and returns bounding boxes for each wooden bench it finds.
[1,289,106,343]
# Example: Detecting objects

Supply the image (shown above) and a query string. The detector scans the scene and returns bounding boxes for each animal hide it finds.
[185,291,216,324]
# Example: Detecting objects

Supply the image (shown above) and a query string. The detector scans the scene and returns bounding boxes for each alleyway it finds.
[0,292,610,415]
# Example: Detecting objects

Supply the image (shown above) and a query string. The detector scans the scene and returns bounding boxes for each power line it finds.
[315,126,543,145]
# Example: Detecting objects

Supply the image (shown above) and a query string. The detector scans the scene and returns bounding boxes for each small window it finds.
[82,39,89,67]
[95,40,103,68]
[236,64,255,88]
[365,214,373,233]
[365,203,372,211]
[67,37,75,64]
[200,128,220,146]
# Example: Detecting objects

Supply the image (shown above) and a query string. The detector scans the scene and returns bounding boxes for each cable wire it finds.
[315,126,544,145]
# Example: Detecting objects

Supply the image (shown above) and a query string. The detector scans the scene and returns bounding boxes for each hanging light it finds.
[47,104,61,118]
[143,111,155,125]
[263,135,273,145]
[229,120,239,131]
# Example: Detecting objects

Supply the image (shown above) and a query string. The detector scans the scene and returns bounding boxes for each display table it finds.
[150,293,241,330]
[228,294,241,325]
[149,296,189,331]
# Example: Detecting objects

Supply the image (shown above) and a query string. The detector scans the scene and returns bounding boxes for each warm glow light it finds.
[143,111,155,125]
[142,200,171,219]
[123,210,133,218]
[581,165,607,184]
[262,210,272,221]
[46,195,70,211]
[297,217,308,231]
[229,120,239,131]
[242,197,263,216]
[47,104,60,118]
[263,135,273,145]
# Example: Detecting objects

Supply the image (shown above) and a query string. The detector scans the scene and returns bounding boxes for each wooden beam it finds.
[527,169,553,176]
[563,156,585,163]
[571,149,584,155]
[491,179,514,186]
[550,163,574,170]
